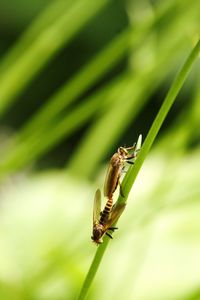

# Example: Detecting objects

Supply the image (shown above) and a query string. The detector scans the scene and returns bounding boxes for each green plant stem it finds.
[77,237,110,300]
[76,39,200,300]
[120,38,200,201]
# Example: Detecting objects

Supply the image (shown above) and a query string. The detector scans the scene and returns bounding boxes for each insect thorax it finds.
[111,153,124,167]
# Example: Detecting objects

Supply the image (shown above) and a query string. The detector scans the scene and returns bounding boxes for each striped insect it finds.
[91,189,126,245]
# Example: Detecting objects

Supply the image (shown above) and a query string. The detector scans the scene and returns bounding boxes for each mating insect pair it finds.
[91,136,142,245]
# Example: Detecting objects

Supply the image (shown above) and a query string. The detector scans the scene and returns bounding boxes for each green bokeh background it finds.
[0,0,200,299]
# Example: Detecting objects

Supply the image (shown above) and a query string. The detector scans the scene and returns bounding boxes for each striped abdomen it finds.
[100,197,113,225]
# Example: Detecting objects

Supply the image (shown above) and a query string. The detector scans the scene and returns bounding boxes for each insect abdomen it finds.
[100,197,113,225]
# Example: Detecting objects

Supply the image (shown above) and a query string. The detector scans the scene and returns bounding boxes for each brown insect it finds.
[104,145,137,199]
[91,189,126,244]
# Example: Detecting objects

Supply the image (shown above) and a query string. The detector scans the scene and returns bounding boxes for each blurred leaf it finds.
[0,0,111,115]
[0,0,200,300]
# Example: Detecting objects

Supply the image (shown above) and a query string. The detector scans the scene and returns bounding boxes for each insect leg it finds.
[125,149,140,163]
[108,227,118,232]
[126,160,134,165]
[124,143,136,151]
[106,232,113,239]
[126,153,136,160]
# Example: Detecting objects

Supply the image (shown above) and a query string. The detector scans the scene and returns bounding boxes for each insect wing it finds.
[124,143,136,151]
[106,202,126,229]
[93,189,101,224]
[103,163,113,197]
[104,154,120,198]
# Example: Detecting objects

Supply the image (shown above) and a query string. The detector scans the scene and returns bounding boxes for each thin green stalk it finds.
[120,38,200,201]
[157,71,200,153]
[76,39,200,300]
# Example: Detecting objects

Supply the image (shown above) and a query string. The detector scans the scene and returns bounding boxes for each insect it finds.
[104,145,138,199]
[91,189,126,245]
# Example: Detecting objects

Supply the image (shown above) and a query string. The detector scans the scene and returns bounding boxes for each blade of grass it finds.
[14,29,139,140]
[76,39,200,300]
[0,28,191,178]
[0,0,73,73]
[0,0,176,173]
[156,74,200,153]
[0,94,100,178]
[120,38,200,200]
[0,71,130,178]
[68,0,200,176]
[0,0,111,115]
[0,33,188,178]
[68,35,188,178]
[9,0,178,141]
[0,0,197,178]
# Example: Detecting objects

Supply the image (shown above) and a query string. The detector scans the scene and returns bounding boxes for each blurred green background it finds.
[0,0,200,299]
